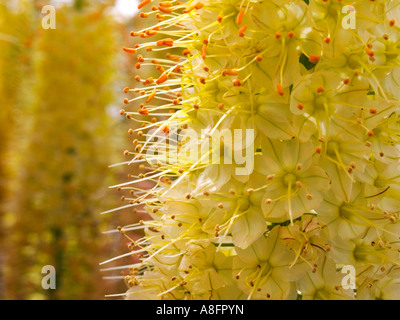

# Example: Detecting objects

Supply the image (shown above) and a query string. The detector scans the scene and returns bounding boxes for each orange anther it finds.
[156,74,169,85]
[170,54,180,62]
[201,44,207,60]
[156,65,165,73]
[309,54,320,62]
[194,2,204,9]
[159,1,172,7]
[139,108,149,115]
[123,47,137,54]
[146,30,157,36]
[145,77,154,85]
[138,0,151,10]
[148,77,155,84]
[237,9,245,26]
[158,6,172,13]
[182,2,203,13]
[162,125,169,133]
[277,83,284,96]
[182,6,194,13]
[222,69,240,76]
[365,48,374,57]
[238,25,247,37]
[146,89,157,103]
[157,38,174,47]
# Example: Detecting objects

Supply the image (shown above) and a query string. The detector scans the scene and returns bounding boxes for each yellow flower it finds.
[109,0,400,300]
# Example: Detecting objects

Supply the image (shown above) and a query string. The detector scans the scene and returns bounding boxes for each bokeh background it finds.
[0,0,149,299]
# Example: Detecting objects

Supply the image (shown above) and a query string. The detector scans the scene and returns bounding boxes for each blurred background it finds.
[0,0,150,299]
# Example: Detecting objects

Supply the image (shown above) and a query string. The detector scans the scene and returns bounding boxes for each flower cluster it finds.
[111,0,400,300]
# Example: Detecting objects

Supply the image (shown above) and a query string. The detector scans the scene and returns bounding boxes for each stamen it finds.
[237,9,245,26]
[238,25,248,37]
[123,47,137,54]
[138,0,151,10]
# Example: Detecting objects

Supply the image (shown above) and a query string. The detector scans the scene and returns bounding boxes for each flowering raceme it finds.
[107,0,400,300]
